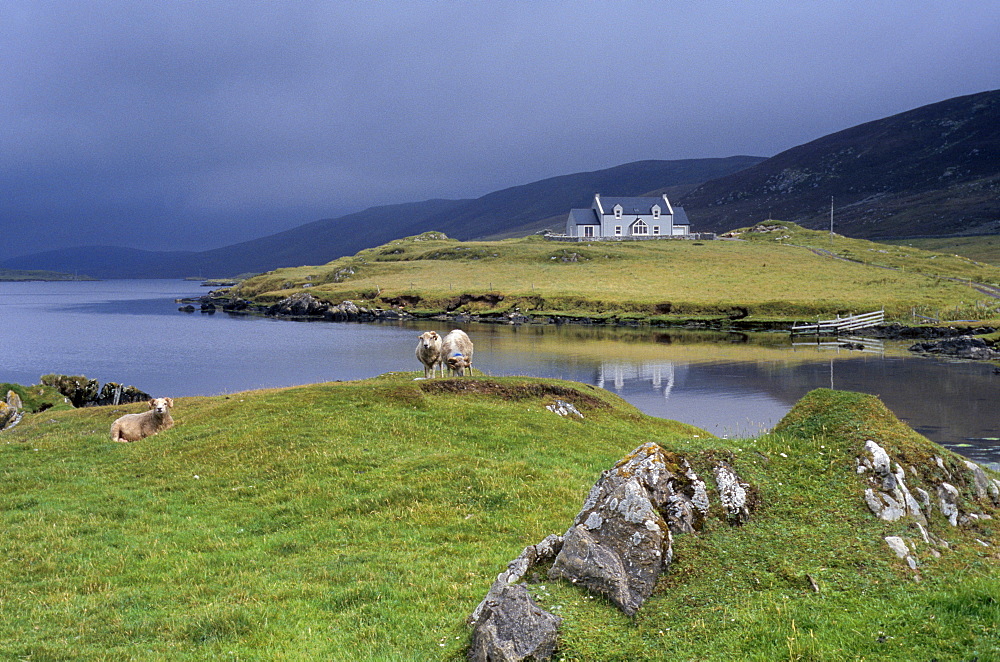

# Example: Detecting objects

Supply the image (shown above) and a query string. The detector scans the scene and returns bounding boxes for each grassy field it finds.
[229,224,1000,325]
[878,235,1000,268]
[1,375,997,659]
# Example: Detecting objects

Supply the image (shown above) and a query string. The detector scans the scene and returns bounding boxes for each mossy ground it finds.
[0,377,997,660]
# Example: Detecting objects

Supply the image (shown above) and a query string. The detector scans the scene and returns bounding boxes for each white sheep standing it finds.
[415,330,443,378]
[110,397,175,442]
[442,329,474,377]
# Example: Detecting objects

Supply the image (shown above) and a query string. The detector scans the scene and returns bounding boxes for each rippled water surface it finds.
[2,279,997,465]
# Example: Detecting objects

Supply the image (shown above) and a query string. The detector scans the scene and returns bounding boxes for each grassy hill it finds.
[230,223,1000,325]
[879,234,1000,268]
[1,376,997,659]
[679,90,1000,238]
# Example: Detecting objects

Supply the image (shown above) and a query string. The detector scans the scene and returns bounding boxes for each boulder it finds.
[468,584,561,662]
[547,442,711,616]
[0,401,20,431]
[469,534,564,626]
[268,293,329,317]
[94,383,151,407]
[326,300,363,321]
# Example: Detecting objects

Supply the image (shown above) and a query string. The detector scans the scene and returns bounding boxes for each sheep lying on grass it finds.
[415,331,443,378]
[442,329,474,377]
[110,397,175,442]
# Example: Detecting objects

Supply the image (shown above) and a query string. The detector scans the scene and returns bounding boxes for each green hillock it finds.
[0,376,996,659]
[226,225,1000,325]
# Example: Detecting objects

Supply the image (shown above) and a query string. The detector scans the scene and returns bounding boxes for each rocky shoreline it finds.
[180,291,999,359]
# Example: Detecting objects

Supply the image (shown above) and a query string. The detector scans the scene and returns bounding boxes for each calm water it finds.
[2,280,998,465]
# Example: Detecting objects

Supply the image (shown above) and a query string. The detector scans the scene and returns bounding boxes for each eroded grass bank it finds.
[1,376,997,659]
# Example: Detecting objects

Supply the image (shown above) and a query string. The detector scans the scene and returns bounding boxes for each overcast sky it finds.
[2,1,998,257]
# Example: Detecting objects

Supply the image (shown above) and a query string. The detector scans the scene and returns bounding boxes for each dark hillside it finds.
[679,90,1000,238]
[414,157,765,240]
[1,158,762,278]
[0,199,467,279]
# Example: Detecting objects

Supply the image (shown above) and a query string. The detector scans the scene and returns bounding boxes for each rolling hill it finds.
[5,89,998,279]
[678,89,1000,238]
[0,158,762,278]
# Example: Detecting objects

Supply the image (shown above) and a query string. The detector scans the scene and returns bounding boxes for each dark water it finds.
[1,280,997,466]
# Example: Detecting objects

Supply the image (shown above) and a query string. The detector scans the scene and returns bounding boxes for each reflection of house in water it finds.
[597,361,677,399]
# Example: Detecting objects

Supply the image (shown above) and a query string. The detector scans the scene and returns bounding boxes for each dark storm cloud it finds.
[2,1,998,256]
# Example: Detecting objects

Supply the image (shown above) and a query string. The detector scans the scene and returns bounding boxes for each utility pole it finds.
[829,196,834,240]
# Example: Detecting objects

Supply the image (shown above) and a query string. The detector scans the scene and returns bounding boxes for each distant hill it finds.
[411,157,766,240]
[679,90,1000,238]
[0,158,762,278]
[0,268,96,282]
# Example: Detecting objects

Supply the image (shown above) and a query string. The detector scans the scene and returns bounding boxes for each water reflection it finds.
[1,280,997,466]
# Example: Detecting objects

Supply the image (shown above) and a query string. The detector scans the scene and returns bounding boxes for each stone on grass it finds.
[468,584,561,662]
[547,442,709,616]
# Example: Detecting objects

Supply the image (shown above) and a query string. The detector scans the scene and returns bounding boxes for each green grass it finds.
[230,226,1000,325]
[1,376,998,659]
[879,235,1000,268]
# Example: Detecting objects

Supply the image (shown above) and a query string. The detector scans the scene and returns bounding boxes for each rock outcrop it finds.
[468,584,562,662]
[0,390,24,430]
[858,438,1000,571]
[468,441,754,658]
[909,335,1000,360]
[39,375,150,408]
[547,442,727,615]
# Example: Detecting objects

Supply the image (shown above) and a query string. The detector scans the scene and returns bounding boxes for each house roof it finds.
[598,196,669,215]
[673,206,690,226]
[567,208,598,225]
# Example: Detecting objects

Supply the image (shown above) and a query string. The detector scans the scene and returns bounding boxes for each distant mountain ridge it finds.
[1,158,763,278]
[5,89,998,278]
[678,90,1000,237]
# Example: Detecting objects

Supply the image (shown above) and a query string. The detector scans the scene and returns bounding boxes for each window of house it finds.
[653,226,660,235]
[652,206,660,219]
[633,219,648,235]
[583,226,595,237]
[614,205,622,219]
[615,226,622,236]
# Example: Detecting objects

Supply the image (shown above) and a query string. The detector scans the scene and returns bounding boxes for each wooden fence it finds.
[790,309,884,335]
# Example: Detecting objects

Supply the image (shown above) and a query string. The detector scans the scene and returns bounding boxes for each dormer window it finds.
[614,205,623,219]
[652,205,661,219]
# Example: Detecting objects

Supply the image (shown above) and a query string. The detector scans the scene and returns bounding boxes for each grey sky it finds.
[2,1,998,257]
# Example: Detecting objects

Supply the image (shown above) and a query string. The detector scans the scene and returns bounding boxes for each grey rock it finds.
[0,402,21,431]
[548,442,706,616]
[468,584,561,662]
[909,335,1000,360]
[859,441,925,524]
[938,483,960,526]
[865,488,906,521]
[268,292,329,317]
[546,400,584,418]
[713,461,750,525]
[470,535,564,626]
[964,460,991,501]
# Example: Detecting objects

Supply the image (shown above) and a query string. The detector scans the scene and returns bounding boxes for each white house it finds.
[565,193,690,239]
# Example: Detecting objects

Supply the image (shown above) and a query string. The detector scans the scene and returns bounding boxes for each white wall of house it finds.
[566,194,690,238]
